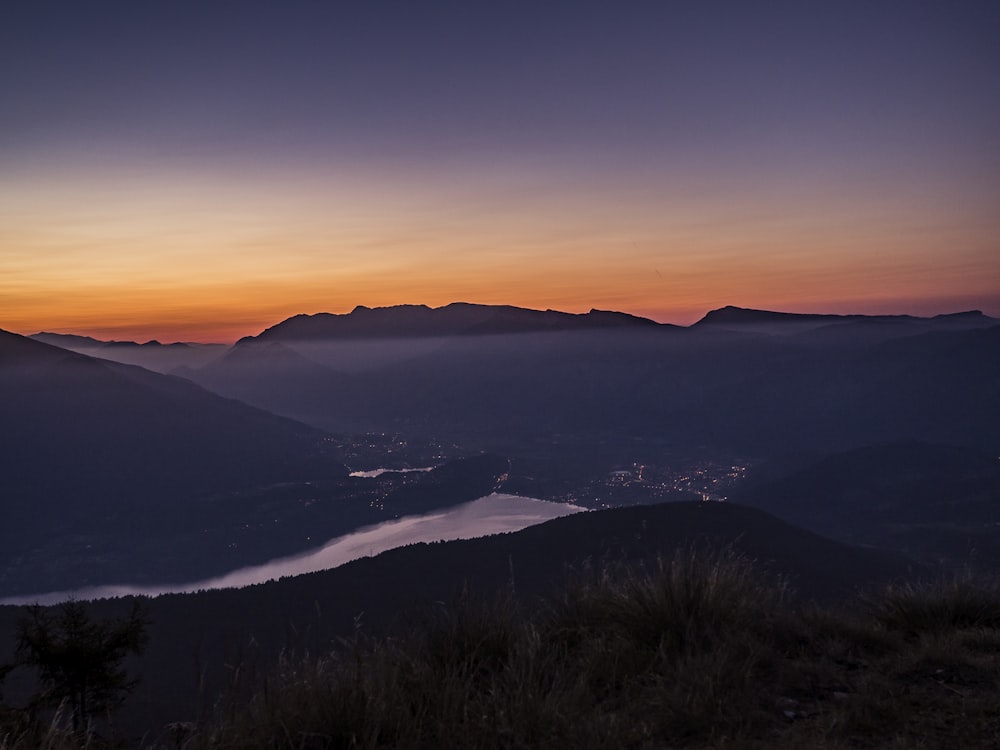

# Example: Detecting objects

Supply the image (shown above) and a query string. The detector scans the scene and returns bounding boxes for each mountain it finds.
[30,332,106,347]
[0,329,347,595]
[732,441,1000,568]
[183,306,1000,460]
[29,332,226,373]
[190,325,698,439]
[12,303,996,591]
[694,305,995,337]
[244,302,665,343]
[184,340,354,428]
[33,332,186,348]
[695,305,862,327]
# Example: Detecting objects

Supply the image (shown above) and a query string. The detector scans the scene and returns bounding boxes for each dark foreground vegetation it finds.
[4,551,999,749]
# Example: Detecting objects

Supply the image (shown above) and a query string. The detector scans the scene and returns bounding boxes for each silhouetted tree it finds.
[0,660,17,730]
[0,660,12,699]
[16,600,149,737]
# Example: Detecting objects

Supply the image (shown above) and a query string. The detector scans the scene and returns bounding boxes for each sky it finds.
[2,1,998,343]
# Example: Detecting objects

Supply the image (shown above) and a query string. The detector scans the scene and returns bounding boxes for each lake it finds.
[0,493,585,606]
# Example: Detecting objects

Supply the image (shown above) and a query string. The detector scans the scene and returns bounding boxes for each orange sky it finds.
[2,157,997,343]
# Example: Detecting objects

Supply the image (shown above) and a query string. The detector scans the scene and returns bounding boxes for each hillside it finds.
[0,330,348,595]
[732,441,1000,568]
[175,558,1000,750]
[0,499,922,740]
[1,328,510,595]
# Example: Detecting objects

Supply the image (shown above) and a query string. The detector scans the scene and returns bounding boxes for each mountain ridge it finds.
[694,304,991,324]
[30,332,207,348]
[26,332,227,373]
[693,305,994,334]
[21,304,995,347]
[241,302,666,343]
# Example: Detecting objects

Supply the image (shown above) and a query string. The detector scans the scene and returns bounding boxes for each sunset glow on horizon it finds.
[3,2,998,344]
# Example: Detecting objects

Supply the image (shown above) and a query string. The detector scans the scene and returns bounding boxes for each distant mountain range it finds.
[178,304,1000,455]
[5,303,998,595]
[240,302,665,343]
[239,302,996,344]
[693,305,996,340]
[695,304,991,327]
[28,304,995,355]
[29,332,226,373]
[32,332,196,348]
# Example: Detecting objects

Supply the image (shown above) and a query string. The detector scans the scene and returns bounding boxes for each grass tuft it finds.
[866,573,1000,634]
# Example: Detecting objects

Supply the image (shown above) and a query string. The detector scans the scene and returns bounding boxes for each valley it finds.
[1,303,997,747]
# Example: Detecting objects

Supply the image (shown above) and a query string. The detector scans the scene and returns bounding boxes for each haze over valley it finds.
[3,302,997,601]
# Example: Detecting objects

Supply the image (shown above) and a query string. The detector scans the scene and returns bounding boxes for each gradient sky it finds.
[2,1,998,342]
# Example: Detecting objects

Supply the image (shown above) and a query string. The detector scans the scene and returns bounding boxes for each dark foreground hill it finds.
[187,558,1000,750]
[0,500,921,740]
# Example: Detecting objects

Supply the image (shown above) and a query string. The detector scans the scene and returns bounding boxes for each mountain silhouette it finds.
[31,332,107,347]
[32,332,198,349]
[28,332,226,373]
[695,305,860,326]
[243,302,664,343]
[693,305,994,337]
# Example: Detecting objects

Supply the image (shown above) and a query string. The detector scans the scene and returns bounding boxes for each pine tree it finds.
[15,600,149,737]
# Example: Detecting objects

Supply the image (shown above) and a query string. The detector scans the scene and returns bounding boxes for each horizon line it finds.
[9,301,994,347]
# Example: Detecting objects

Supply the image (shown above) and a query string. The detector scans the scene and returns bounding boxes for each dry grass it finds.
[149,553,1000,749]
[7,553,1000,749]
[0,702,99,750]
[866,573,1000,634]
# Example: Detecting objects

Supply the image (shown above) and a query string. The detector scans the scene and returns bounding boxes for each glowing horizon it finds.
[9,294,999,347]
[4,159,996,343]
